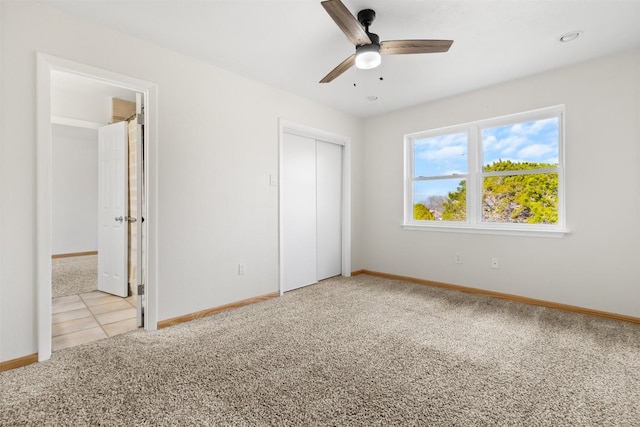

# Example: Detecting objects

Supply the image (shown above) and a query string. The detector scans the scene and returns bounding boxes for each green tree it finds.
[442,180,466,221]
[413,203,435,220]
[441,161,557,224]
[483,160,557,224]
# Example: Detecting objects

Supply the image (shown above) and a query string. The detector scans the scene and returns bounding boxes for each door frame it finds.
[278,119,351,295]
[36,53,159,362]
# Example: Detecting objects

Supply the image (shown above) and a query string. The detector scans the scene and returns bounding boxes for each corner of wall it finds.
[0,0,5,363]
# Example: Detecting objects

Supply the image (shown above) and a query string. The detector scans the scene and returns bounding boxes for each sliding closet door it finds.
[316,141,342,280]
[282,133,318,291]
[282,132,343,292]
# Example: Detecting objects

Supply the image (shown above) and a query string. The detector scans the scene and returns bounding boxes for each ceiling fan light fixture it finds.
[355,43,381,69]
[319,0,453,83]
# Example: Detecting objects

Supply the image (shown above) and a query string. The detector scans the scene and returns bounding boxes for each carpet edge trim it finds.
[52,251,98,259]
[157,292,280,329]
[357,270,640,324]
[0,353,38,372]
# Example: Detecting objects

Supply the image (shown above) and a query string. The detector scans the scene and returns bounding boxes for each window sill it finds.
[402,223,569,238]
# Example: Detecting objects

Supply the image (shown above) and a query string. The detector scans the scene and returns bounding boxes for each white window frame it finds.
[403,105,568,238]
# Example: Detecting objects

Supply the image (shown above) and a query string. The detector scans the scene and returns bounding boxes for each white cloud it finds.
[529,118,556,133]
[485,134,525,155]
[484,135,497,148]
[418,145,466,160]
[416,133,466,149]
[518,143,554,159]
[484,118,558,160]
[444,169,466,176]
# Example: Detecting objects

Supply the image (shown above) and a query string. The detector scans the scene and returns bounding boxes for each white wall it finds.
[0,0,4,365]
[7,0,636,365]
[362,49,640,318]
[50,74,133,256]
[0,2,363,362]
[51,85,110,124]
[51,124,98,255]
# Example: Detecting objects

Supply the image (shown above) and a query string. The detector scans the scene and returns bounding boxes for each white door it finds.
[316,141,342,280]
[282,133,317,291]
[282,132,342,292]
[98,122,128,297]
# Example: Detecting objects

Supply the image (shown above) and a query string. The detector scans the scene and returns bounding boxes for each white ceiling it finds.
[42,0,640,118]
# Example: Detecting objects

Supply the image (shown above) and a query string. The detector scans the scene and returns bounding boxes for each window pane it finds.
[413,179,466,221]
[482,117,558,171]
[414,132,467,178]
[482,173,558,224]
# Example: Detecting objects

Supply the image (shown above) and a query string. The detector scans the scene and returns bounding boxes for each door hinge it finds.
[137,284,144,295]
[137,113,145,123]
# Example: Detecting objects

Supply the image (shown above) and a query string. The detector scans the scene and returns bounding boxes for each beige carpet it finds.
[2,274,640,425]
[52,254,98,298]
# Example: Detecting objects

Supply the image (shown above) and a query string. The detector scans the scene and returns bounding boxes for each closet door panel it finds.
[316,141,342,280]
[282,133,317,291]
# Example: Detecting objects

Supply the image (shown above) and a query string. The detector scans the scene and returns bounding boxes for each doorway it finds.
[49,83,140,351]
[36,53,158,362]
[278,120,352,294]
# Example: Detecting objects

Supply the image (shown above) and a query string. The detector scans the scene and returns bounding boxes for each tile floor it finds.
[52,291,138,351]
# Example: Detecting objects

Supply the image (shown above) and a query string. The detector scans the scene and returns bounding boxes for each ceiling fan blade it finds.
[321,0,371,46]
[320,54,356,83]
[380,40,453,55]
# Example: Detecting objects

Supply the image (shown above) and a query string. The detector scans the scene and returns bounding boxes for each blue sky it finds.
[412,117,559,204]
[413,131,468,204]
[482,117,559,167]
[414,131,468,178]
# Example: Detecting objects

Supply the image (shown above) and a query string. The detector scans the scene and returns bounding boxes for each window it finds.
[404,106,566,236]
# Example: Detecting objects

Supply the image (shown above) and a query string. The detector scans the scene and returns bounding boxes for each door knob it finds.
[115,216,124,222]
[125,216,137,223]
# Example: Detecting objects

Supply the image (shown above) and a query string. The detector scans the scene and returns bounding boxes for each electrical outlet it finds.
[238,263,246,275]
[455,252,463,264]
[491,257,499,269]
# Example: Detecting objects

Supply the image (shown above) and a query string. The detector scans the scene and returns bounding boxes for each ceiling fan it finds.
[320,0,453,83]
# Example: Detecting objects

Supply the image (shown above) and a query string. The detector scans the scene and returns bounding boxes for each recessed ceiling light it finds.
[559,31,583,43]
[366,96,378,101]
